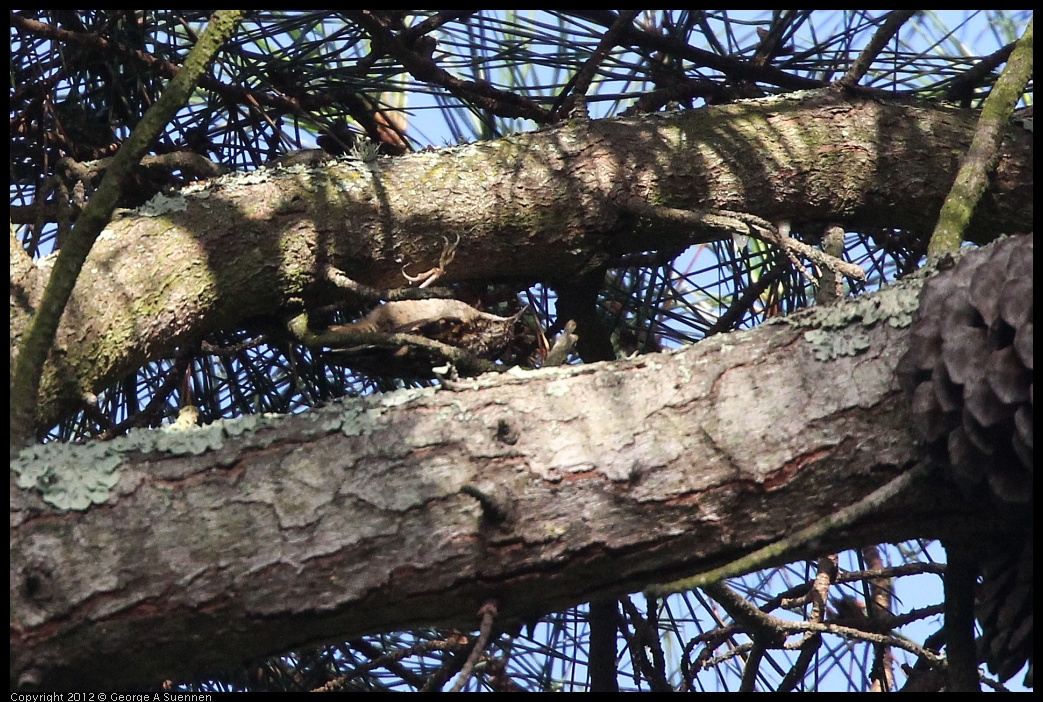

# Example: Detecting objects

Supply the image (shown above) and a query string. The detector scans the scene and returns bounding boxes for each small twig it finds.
[450,600,499,692]
[835,11,918,88]
[313,636,467,692]
[553,10,640,120]
[287,311,497,377]
[773,220,819,286]
[402,233,460,287]
[751,12,796,66]
[810,555,838,623]
[790,620,944,666]
[623,200,866,282]
[200,334,267,357]
[646,460,934,597]
[703,581,785,646]
[349,11,551,123]
[732,213,866,283]
[776,631,823,692]
[323,265,455,302]
[696,592,945,671]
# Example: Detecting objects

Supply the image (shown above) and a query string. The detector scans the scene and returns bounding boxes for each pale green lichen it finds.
[11,420,237,509]
[379,387,435,407]
[781,274,925,361]
[11,386,432,511]
[230,170,272,186]
[803,327,872,361]
[338,405,385,437]
[153,424,225,454]
[13,441,123,510]
[137,192,188,217]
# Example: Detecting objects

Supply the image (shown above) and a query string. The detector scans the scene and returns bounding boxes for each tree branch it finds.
[10,11,246,446]
[12,262,1015,688]
[928,16,1033,255]
[11,91,1033,430]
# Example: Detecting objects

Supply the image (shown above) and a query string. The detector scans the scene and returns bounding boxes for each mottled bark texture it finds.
[10,90,1033,428]
[13,263,1012,689]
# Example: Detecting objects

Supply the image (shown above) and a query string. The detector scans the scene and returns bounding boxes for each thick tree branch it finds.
[10,90,1033,429]
[12,252,1023,689]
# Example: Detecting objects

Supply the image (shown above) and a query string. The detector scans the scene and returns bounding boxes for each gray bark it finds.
[12,268,999,689]
[10,91,1031,689]
[10,90,1033,428]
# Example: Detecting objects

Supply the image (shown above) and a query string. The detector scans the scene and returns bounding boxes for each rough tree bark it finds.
[10,89,1032,428]
[9,90,1033,689]
[12,257,1021,689]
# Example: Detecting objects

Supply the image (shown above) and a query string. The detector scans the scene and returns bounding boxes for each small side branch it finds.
[623,201,866,283]
[287,312,497,377]
[323,265,456,303]
[402,233,460,288]
[449,600,499,692]
[835,11,918,88]
[646,460,933,597]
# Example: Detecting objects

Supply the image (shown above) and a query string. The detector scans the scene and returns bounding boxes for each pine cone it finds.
[896,233,1033,686]
[896,234,1033,504]
[977,536,1033,686]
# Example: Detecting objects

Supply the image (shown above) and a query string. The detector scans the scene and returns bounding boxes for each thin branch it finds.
[10,10,247,447]
[836,10,918,88]
[928,16,1033,255]
[942,41,1017,103]
[349,11,552,123]
[449,600,499,691]
[738,642,764,692]
[646,460,935,597]
[623,201,867,283]
[565,10,823,92]
[286,311,498,377]
[323,265,457,303]
[776,554,833,691]
[703,581,785,646]
[554,10,641,120]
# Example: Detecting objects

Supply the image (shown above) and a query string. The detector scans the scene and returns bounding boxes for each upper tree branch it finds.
[348,11,552,123]
[10,90,1033,428]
